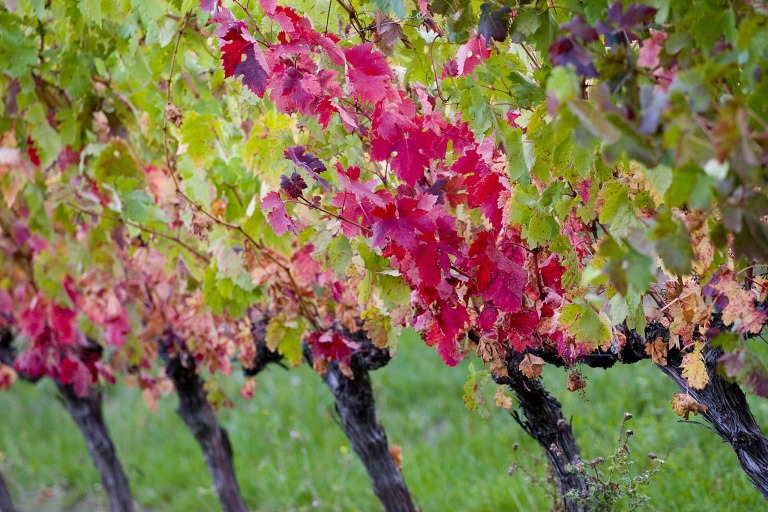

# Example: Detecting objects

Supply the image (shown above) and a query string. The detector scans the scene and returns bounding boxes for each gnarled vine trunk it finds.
[320,357,416,512]
[0,469,15,512]
[302,333,415,512]
[532,322,768,503]
[165,354,247,512]
[658,345,768,499]
[497,352,589,512]
[57,384,134,512]
[248,313,416,512]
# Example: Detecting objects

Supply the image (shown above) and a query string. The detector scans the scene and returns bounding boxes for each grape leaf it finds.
[262,192,297,236]
[344,43,393,104]
[681,342,709,390]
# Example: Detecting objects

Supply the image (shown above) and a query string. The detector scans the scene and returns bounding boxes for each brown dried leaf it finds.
[140,309,166,342]
[567,371,587,392]
[476,337,508,378]
[211,197,227,218]
[666,280,709,348]
[313,358,329,376]
[239,377,257,399]
[190,212,214,239]
[373,10,409,56]
[165,102,183,127]
[519,353,546,379]
[645,337,668,366]
[671,393,708,420]
[681,210,714,272]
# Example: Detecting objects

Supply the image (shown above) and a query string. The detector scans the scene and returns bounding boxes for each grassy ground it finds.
[1,330,767,511]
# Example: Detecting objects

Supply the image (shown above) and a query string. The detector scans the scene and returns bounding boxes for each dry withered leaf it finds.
[671,393,708,420]
[373,10,410,56]
[645,336,668,366]
[567,371,587,392]
[519,353,546,379]
[477,337,509,378]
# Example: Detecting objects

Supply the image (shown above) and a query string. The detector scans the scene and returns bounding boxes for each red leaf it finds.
[259,0,276,15]
[344,42,393,104]
[59,356,92,397]
[219,23,270,97]
[306,331,359,365]
[469,231,525,314]
[456,37,490,76]
[26,136,40,167]
[371,129,432,186]
[50,304,77,345]
[539,253,565,294]
[270,63,322,115]
[371,191,439,250]
[15,349,45,378]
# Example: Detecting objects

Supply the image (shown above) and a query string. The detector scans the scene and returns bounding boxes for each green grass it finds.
[1,330,767,511]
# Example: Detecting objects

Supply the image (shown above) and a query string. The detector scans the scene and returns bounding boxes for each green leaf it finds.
[607,293,629,325]
[326,235,353,276]
[561,300,611,347]
[652,215,694,276]
[598,182,636,237]
[370,0,404,18]
[265,313,307,367]
[26,104,62,169]
[93,139,142,186]
[463,362,478,411]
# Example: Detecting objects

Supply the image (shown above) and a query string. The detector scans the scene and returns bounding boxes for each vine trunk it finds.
[166,356,248,512]
[58,384,135,512]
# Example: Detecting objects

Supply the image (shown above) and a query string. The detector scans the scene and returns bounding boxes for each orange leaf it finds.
[645,337,668,366]
[709,269,767,334]
[671,393,708,420]
[389,444,403,472]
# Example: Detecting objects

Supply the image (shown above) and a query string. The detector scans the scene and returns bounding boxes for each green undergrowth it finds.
[1,330,767,511]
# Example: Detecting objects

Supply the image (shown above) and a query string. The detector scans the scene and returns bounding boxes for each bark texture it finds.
[497,353,589,512]
[658,344,768,500]
[313,339,416,512]
[530,321,768,502]
[58,384,134,512]
[166,354,247,512]
[0,469,15,512]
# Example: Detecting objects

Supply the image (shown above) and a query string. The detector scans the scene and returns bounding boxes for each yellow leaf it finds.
[361,305,391,348]
[671,393,708,420]
[681,342,709,390]
[645,337,668,366]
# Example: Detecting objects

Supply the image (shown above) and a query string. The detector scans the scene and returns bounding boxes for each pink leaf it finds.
[344,42,393,104]
[456,36,491,76]
[262,192,296,236]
